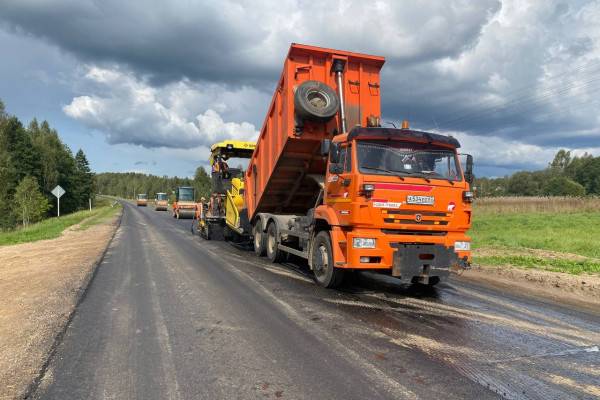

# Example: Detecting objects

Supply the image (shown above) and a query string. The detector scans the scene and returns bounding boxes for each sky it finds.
[1,0,600,177]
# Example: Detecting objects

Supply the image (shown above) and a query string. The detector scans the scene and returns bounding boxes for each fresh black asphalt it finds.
[33,202,600,399]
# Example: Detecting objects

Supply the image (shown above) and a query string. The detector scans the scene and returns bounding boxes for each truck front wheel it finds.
[312,231,345,288]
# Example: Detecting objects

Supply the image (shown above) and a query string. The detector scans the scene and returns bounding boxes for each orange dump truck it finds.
[242,43,474,288]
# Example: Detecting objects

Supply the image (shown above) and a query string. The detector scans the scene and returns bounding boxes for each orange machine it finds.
[154,192,169,211]
[243,43,473,288]
[172,186,197,219]
[136,193,148,207]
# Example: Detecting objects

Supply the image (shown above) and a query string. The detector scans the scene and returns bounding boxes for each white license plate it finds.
[406,195,434,205]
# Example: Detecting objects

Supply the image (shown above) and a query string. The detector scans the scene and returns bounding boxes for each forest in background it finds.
[0,100,94,229]
[474,150,600,197]
[96,167,212,202]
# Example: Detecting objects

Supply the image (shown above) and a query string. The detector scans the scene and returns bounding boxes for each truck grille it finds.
[382,209,450,226]
[382,229,447,236]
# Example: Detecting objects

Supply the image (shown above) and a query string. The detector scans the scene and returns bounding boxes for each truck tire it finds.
[312,231,345,288]
[294,80,339,122]
[253,222,267,256]
[266,222,284,263]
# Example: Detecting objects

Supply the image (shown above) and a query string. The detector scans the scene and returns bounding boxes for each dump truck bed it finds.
[244,43,385,220]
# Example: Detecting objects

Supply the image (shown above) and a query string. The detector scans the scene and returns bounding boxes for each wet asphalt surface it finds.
[33,202,599,399]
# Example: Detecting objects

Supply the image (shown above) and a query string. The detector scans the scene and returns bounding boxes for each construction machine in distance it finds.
[172,186,197,219]
[154,192,169,211]
[136,193,148,206]
[198,140,256,240]
[207,43,474,288]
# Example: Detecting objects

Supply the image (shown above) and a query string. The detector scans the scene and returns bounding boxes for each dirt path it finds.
[0,212,121,400]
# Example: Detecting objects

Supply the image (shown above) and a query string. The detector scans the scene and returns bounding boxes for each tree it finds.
[507,171,540,196]
[549,149,571,172]
[193,166,212,200]
[74,149,95,208]
[12,176,49,226]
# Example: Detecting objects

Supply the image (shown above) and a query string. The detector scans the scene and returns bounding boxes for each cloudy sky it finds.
[1,0,600,177]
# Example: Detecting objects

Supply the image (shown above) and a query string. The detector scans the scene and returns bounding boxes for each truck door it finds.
[325,145,352,225]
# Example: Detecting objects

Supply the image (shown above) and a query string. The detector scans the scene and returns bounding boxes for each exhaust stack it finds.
[332,59,347,133]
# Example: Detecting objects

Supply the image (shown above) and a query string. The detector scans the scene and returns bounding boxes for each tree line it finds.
[0,100,94,229]
[96,166,212,202]
[474,150,600,197]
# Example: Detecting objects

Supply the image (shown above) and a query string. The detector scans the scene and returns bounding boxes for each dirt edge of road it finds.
[20,209,124,400]
[460,264,600,310]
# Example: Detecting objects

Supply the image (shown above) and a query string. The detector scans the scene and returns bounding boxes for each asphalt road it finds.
[33,202,599,400]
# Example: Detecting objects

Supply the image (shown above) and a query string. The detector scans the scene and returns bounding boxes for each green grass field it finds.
[472,198,600,275]
[0,200,121,246]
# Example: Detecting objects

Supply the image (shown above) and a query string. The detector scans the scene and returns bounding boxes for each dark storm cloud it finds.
[1,0,600,175]
[0,0,273,85]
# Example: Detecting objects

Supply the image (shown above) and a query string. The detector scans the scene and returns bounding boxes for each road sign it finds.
[51,185,66,216]
[51,185,65,198]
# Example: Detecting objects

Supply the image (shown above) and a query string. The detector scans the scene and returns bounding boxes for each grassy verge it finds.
[471,210,600,275]
[0,200,121,246]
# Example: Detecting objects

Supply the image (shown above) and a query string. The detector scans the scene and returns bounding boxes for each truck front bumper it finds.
[390,243,466,284]
[339,229,471,283]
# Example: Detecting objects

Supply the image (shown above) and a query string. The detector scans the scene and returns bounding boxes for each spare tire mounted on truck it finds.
[294,80,339,122]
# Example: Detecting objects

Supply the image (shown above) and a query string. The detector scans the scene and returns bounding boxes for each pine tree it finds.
[74,149,95,209]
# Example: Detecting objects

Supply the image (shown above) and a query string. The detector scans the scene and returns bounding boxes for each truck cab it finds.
[318,126,473,285]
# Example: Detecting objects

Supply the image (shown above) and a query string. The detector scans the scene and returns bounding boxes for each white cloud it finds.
[63,66,260,149]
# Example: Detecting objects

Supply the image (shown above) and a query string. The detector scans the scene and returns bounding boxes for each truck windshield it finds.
[357,141,461,181]
[156,193,168,201]
[178,188,194,201]
[138,194,147,200]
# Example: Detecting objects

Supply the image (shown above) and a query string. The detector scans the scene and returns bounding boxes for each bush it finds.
[543,176,585,197]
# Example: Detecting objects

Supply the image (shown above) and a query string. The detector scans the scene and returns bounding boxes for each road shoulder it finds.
[459,264,600,312]
[0,209,122,400]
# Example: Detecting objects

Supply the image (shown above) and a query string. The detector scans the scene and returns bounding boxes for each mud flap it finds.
[390,244,457,284]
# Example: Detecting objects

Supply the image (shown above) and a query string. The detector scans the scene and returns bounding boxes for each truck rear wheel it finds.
[312,231,345,288]
[266,222,284,263]
[253,222,267,256]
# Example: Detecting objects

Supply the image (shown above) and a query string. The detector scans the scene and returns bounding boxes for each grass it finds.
[0,200,121,246]
[472,198,600,275]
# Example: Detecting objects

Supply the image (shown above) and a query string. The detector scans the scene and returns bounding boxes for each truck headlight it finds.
[353,238,376,248]
[454,241,471,251]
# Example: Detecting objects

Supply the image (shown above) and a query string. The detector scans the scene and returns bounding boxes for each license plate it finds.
[406,195,434,205]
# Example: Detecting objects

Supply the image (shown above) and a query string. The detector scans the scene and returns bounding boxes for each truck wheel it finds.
[294,80,339,122]
[253,222,267,256]
[312,231,345,288]
[266,222,284,263]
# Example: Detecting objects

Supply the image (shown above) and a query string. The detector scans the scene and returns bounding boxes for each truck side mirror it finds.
[464,154,474,185]
[321,139,331,156]
[329,142,340,164]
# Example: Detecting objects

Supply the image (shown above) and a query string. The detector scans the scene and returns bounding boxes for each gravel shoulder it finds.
[0,210,121,400]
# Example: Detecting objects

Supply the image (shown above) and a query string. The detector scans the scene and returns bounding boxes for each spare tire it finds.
[294,80,339,122]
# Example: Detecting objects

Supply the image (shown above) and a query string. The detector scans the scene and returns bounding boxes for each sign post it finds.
[51,185,66,217]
